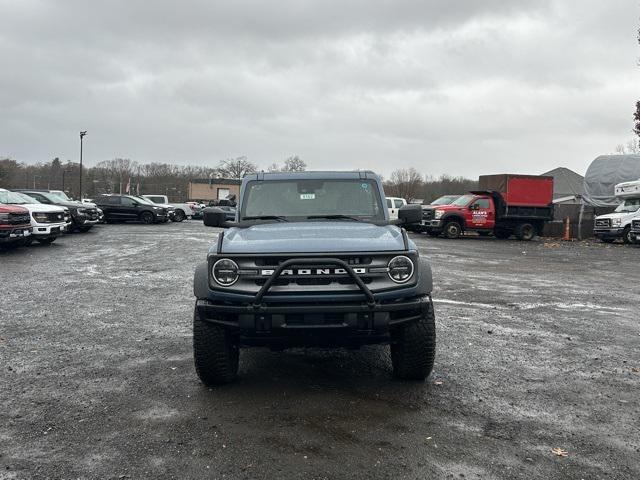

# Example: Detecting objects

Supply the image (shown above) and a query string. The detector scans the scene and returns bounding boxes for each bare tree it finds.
[614,139,640,154]
[386,168,424,201]
[217,156,258,178]
[282,155,306,172]
[265,162,281,172]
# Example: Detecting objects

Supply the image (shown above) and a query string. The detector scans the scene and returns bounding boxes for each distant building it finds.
[188,178,242,201]
[540,167,584,204]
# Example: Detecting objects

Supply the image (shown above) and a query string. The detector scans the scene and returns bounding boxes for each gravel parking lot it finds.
[1,222,639,479]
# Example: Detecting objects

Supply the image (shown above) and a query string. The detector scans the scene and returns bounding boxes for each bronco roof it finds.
[244,170,379,181]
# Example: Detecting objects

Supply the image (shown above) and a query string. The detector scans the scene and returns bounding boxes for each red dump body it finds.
[478,174,554,207]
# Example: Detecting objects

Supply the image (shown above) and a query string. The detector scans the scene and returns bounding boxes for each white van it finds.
[593,179,640,244]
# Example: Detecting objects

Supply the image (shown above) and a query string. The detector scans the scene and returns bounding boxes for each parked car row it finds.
[1,188,76,248]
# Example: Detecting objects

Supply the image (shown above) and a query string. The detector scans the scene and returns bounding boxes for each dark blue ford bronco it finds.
[193,171,436,385]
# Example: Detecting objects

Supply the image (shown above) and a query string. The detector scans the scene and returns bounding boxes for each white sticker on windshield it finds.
[300,193,315,200]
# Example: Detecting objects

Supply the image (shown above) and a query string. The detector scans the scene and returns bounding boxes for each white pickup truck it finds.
[386,197,407,220]
[142,195,195,222]
[593,179,640,244]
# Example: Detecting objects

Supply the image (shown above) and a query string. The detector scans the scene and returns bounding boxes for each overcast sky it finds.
[0,1,638,178]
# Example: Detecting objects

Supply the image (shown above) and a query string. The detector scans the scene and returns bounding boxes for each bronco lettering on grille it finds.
[260,267,367,276]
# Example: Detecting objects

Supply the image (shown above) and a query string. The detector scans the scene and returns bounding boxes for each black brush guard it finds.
[197,257,430,333]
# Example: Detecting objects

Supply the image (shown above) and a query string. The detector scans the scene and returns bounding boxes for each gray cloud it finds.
[0,0,637,178]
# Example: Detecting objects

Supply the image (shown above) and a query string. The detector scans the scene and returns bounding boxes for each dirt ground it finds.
[1,222,639,479]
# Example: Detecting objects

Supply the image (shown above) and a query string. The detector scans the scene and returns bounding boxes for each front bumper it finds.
[31,223,65,238]
[594,228,624,239]
[0,226,32,243]
[422,218,442,227]
[197,295,431,346]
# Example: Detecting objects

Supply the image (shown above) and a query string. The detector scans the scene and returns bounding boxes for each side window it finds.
[121,197,137,206]
[386,199,392,208]
[148,196,162,203]
[472,199,491,209]
[103,196,121,205]
[394,199,404,208]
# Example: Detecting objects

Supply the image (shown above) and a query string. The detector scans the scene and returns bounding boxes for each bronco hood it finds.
[219,222,406,254]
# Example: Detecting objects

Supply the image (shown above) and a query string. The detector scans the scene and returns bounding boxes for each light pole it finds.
[79,131,87,200]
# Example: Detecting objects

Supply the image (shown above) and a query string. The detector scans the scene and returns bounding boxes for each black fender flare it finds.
[194,262,210,298]
[416,257,433,295]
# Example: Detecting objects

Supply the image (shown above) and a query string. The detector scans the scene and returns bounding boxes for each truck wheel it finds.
[193,305,239,386]
[140,212,154,224]
[172,209,186,222]
[390,302,436,380]
[443,221,462,239]
[622,226,632,244]
[515,223,536,241]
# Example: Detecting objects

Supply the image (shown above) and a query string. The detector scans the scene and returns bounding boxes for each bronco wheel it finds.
[443,221,462,239]
[173,209,186,222]
[140,211,154,224]
[515,223,535,241]
[622,226,632,244]
[193,305,239,386]
[390,301,436,380]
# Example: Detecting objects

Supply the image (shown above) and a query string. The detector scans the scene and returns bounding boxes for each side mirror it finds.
[203,207,227,227]
[397,204,422,225]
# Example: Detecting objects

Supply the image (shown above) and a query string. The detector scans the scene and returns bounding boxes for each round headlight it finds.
[212,258,239,286]
[387,255,414,283]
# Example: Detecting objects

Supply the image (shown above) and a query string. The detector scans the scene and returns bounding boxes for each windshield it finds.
[0,191,39,204]
[614,198,640,213]
[451,195,475,207]
[431,195,459,206]
[50,190,71,201]
[241,179,384,221]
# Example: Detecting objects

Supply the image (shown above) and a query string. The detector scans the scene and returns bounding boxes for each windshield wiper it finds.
[242,215,288,222]
[306,214,366,222]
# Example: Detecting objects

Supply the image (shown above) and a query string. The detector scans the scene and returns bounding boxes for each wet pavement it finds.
[1,222,639,479]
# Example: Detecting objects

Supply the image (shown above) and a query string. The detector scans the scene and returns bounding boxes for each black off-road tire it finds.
[443,221,462,239]
[140,211,154,224]
[622,226,632,245]
[390,301,436,380]
[193,305,239,386]
[515,223,536,241]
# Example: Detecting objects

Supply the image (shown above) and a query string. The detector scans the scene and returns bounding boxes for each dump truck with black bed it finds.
[192,171,435,385]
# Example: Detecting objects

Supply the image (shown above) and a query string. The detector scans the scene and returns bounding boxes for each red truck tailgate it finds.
[479,174,554,207]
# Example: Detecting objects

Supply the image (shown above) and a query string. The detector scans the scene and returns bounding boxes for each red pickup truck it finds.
[0,204,32,249]
[421,174,554,241]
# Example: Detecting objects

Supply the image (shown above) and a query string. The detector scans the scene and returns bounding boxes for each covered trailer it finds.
[583,155,640,207]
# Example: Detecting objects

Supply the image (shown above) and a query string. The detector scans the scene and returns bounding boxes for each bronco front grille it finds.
[595,218,611,228]
[211,253,416,295]
[33,212,65,223]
